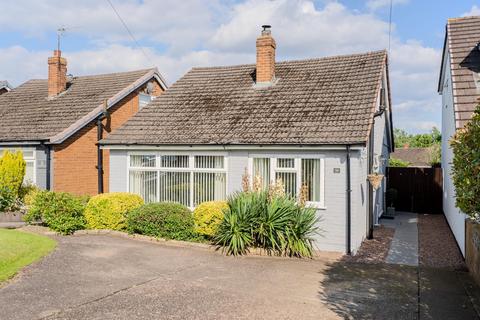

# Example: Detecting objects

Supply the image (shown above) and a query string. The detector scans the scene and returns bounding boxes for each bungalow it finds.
[101,26,394,253]
[438,15,480,256]
[0,50,167,195]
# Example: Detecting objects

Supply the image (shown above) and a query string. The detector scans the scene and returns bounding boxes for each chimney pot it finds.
[48,50,67,97]
[256,25,276,84]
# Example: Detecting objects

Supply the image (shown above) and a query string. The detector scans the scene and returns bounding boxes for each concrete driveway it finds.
[0,233,478,319]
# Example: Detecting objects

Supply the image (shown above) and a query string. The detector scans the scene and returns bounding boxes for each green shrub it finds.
[19,184,41,207]
[451,104,480,221]
[214,191,319,257]
[0,186,16,212]
[388,157,410,167]
[25,191,87,234]
[0,150,26,198]
[85,193,143,230]
[193,201,228,237]
[126,202,194,240]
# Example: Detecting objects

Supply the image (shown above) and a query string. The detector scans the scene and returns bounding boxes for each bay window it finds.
[251,156,324,207]
[128,153,227,208]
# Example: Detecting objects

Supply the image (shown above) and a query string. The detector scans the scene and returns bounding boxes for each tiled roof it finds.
[441,16,480,129]
[390,148,431,167]
[102,50,387,145]
[0,69,156,142]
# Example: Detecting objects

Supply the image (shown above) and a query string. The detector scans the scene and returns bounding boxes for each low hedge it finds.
[24,191,88,234]
[193,201,228,237]
[84,193,144,230]
[126,202,195,240]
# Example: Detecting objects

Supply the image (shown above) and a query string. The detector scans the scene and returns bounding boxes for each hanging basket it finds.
[367,174,384,190]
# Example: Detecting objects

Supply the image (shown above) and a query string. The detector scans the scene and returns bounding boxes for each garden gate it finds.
[386,167,443,214]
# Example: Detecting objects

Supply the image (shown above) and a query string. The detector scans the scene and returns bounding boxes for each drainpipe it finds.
[45,144,51,190]
[97,102,109,194]
[368,90,387,239]
[346,145,352,255]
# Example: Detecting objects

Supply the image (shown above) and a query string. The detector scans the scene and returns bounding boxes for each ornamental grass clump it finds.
[450,104,480,222]
[214,190,319,258]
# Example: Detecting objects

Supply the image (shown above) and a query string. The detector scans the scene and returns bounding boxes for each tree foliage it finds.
[450,105,480,221]
[388,157,410,167]
[0,150,26,198]
[394,127,441,148]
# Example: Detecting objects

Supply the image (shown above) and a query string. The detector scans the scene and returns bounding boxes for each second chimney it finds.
[48,50,67,97]
[256,25,276,84]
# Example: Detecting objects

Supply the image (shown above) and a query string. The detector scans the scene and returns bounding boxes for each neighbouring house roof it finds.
[0,68,167,144]
[438,15,480,129]
[390,148,431,167]
[102,50,388,146]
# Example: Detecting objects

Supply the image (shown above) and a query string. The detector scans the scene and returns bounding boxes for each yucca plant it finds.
[214,190,320,258]
[214,191,254,255]
[285,206,319,257]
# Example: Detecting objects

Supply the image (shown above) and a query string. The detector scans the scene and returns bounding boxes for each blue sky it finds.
[0,0,478,133]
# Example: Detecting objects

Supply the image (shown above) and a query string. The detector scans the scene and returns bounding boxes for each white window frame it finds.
[127,151,228,209]
[0,147,36,185]
[248,155,325,209]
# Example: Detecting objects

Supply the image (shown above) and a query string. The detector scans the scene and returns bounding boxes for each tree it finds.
[450,104,480,221]
[394,127,441,148]
[388,157,410,167]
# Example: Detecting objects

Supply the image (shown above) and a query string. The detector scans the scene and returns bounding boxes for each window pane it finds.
[275,172,297,197]
[161,155,189,168]
[129,170,157,203]
[252,158,270,189]
[24,161,34,184]
[139,93,151,110]
[22,150,34,159]
[277,158,295,168]
[195,156,224,169]
[302,159,321,202]
[194,172,226,206]
[159,171,191,206]
[130,155,156,167]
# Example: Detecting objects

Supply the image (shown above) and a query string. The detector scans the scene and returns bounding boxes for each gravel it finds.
[344,226,395,264]
[418,214,466,270]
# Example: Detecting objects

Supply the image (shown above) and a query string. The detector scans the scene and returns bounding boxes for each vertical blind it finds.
[252,157,323,203]
[129,154,226,207]
[301,159,321,202]
[252,158,270,189]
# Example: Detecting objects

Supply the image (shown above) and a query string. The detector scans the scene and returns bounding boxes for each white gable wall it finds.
[441,50,466,256]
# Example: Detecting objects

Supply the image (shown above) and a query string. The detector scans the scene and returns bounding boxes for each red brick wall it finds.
[52,79,163,195]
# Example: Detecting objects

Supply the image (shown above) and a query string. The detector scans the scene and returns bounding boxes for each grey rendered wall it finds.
[108,148,368,253]
[109,149,128,192]
[35,147,47,189]
[441,51,465,256]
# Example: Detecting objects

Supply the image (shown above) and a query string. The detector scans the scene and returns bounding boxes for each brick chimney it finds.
[256,25,276,84]
[48,50,67,97]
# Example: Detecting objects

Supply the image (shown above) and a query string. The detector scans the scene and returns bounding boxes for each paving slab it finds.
[382,212,419,266]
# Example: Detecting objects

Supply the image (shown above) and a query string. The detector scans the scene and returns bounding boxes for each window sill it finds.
[305,203,327,210]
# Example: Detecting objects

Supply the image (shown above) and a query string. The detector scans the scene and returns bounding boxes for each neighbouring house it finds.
[0,80,12,95]
[389,147,433,167]
[0,50,167,195]
[438,15,480,256]
[101,26,394,253]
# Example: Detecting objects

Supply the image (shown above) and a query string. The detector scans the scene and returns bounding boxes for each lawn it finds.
[0,229,56,283]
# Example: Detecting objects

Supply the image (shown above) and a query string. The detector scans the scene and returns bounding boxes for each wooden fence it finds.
[386,167,443,214]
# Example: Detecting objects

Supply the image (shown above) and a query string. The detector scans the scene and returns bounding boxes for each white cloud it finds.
[366,0,409,11]
[462,5,480,17]
[0,0,442,133]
